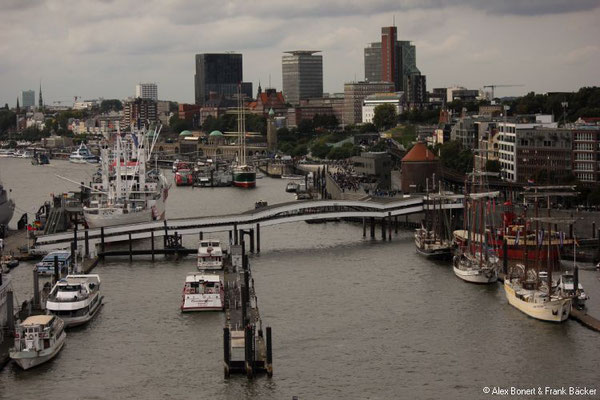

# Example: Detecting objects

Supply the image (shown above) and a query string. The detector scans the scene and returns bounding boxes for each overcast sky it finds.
[1,0,599,107]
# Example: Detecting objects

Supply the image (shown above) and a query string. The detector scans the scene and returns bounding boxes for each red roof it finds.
[401,142,437,162]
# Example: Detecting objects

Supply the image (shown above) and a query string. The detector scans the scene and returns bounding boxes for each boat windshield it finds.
[58,284,82,292]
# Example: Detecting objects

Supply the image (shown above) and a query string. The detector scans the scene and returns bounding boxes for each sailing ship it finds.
[503,187,574,322]
[83,125,169,228]
[452,169,500,284]
[414,189,454,259]
[232,87,256,188]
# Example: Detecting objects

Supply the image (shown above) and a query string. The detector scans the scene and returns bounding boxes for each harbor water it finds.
[1,158,599,399]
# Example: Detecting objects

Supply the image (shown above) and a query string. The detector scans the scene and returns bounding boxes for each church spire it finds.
[16,97,20,113]
[38,80,43,109]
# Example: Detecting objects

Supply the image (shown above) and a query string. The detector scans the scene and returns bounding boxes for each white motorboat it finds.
[35,251,72,276]
[46,275,103,327]
[69,143,99,163]
[10,315,66,370]
[197,240,224,270]
[181,273,224,312]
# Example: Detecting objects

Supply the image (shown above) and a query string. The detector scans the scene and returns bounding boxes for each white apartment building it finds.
[361,92,404,124]
[135,83,158,101]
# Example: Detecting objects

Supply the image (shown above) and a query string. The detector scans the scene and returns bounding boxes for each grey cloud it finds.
[2,0,44,10]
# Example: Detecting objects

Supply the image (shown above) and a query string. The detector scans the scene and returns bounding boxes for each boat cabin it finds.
[13,315,63,352]
[183,274,222,295]
[36,251,72,276]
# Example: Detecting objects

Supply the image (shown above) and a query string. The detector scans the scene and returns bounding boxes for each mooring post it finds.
[73,224,78,251]
[503,239,508,276]
[381,218,386,241]
[163,220,168,248]
[362,217,366,237]
[33,268,40,308]
[249,229,255,253]
[54,255,59,283]
[370,217,375,238]
[395,215,398,234]
[569,223,573,239]
[388,213,392,241]
[7,289,14,332]
[256,223,261,254]
[245,324,254,379]
[199,231,203,241]
[223,327,231,378]
[266,326,273,377]
[151,230,155,262]
[234,223,239,245]
[128,233,133,262]
[70,242,75,273]
[100,227,105,258]
[84,229,89,258]
[229,230,233,245]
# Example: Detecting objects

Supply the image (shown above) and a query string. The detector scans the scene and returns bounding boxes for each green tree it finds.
[373,104,397,131]
[310,142,330,159]
[170,118,191,134]
[291,144,308,157]
[100,99,123,113]
[359,122,377,133]
[313,114,338,130]
[0,110,16,134]
[439,140,473,174]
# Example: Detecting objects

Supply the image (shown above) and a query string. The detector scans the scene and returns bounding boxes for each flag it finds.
[515,230,520,246]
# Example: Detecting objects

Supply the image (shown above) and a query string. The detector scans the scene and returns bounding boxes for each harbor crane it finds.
[483,84,524,100]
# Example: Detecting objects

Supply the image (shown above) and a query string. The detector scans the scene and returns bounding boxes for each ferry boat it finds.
[232,87,256,188]
[35,251,72,276]
[46,275,102,327]
[175,169,194,186]
[69,143,99,164]
[83,126,169,228]
[0,182,15,226]
[10,315,66,370]
[197,240,224,270]
[181,273,224,312]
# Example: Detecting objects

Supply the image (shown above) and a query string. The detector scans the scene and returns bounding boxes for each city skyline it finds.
[1,0,599,106]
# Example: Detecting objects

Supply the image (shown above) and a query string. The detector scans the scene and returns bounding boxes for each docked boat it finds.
[0,150,16,158]
[175,169,194,186]
[31,152,50,165]
[83,126,169,228]
[286,182,299,193]
[181,273,224,312]
[232,87,256,189]
[35,251,72,276]
[503,187,575,322]
[69,143,99,163]
[197,240,224,270]
[453,249,499,283]
[10,315,66,370]
[415,192,454,260]
[46,275,103,327]
[0,182,15,226]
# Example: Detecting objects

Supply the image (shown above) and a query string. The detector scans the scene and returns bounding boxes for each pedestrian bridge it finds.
[32,196,464,254]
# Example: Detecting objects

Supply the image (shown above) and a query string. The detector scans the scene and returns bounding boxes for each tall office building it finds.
[194,53,252,105]
[343,81,395,125]
[136,83,158,101]
[363,27,423,94]
[22,90,35,108]
[282,51,323,105]
[364,43,381,82]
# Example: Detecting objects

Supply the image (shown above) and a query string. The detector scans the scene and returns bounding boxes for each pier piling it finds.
[128,233,132,262]
[100,227,105,258]
[502,239,508,275]
[388,213,392,241]
[266,326,273,377]
[256,223,260,254]
[84,229,89,257]
[362,217,366,237]
[249,229,255,253]
[395,216,398,234]
[32,268,40,308]
[370,217,375,239]
[53,255,59,283]
[151,231,155,262]
[199,231,203,241]
[381,218,386,241]
[6,290,14,333]
[223,327,231,378]
[163,220,168,248]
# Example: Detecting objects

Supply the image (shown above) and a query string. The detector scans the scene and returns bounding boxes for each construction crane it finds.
[483,84,524,100]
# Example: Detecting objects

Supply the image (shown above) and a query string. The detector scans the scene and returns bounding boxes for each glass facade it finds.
[282,51,323,106]
[195,54,251,105]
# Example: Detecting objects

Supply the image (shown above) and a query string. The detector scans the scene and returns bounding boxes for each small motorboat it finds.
[10,315,66,370]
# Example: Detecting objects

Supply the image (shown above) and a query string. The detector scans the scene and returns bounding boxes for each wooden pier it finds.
[222,243,272,378]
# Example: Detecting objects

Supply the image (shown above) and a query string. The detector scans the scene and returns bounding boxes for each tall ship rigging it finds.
[503,187,575,322]
[414,187,454,260]
[452,167,500,284]
[82,125,170,228]
[232,87,256,188]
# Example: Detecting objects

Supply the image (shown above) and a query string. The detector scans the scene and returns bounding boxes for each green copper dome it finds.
[179,130,193,136]
[209,130,224,137]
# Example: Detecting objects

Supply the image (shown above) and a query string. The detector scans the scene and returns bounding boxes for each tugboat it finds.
[46,275,103,327]
[181,273,224,312]
[10,315,66,370]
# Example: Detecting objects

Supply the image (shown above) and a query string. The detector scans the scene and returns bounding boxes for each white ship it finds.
[10,315,66,370]
[504,276,571,322]
[69,143,99,164]
[83,125,169,228]
[46,275,103,327]
[453,250,499,283]
[0,182,15,226]
[181,273,224,312]
[197,240,224,270]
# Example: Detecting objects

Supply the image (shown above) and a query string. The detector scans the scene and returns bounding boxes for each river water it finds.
[1,158,599,400]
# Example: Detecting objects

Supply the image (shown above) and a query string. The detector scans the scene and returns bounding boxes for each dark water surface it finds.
[1,158,599,400]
